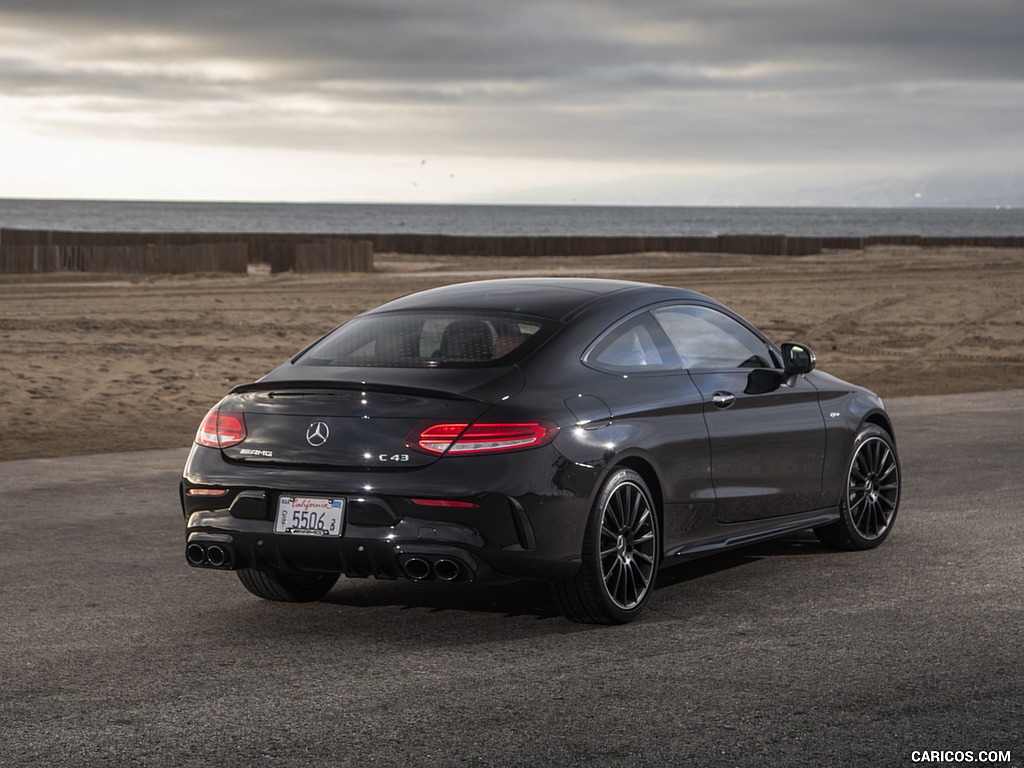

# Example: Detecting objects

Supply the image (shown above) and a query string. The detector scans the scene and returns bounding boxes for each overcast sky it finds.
[1,0,1022,205]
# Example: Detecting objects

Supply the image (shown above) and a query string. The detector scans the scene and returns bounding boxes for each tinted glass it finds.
[653,306,776,370]
[296,312,548,368]
[586,314,677,373]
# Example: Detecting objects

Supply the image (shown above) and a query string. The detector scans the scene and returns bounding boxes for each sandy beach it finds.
[2,245,1022,461]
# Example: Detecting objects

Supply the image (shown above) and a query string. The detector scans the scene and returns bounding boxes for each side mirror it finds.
[781,342,816,381]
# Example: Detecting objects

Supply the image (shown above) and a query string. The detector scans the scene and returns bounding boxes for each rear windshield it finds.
[296,311,551,368]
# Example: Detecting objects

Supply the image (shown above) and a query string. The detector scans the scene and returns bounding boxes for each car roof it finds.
[367,278,711,320]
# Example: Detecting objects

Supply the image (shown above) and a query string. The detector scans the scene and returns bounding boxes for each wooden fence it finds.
[330,232,1024,256]
[2,228,1022,274]
[0,243,249,274]
[295,241,374,272]
[0,230,374,274]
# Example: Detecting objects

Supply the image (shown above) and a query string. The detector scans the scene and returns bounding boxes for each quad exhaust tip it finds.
[187,542,466,579]
[186,542,233,569]
[401,556,465,582]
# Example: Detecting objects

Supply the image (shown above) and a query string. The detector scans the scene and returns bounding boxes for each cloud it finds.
[1,0,1022,203]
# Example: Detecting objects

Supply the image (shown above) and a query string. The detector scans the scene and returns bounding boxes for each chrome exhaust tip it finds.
[186,543,206,566]
[206,545,228,568]
[403,557,432,581]
[433,558,462,582]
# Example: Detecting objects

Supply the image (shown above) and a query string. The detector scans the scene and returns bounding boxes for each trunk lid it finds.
[218,365,523,469]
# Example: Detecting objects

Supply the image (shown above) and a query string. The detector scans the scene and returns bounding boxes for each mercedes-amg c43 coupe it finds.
[180,278,901,623]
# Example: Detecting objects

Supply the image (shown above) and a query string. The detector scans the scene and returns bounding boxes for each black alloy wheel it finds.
[816,424,901,551]
[553,468,660,624]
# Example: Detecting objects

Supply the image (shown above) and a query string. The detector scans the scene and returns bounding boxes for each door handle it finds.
[712,391,736,409]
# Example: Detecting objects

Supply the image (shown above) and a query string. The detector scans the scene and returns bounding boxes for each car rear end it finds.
[180,308,591,588]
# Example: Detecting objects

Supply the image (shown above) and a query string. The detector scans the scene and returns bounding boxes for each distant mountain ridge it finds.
[787,172,1024,208]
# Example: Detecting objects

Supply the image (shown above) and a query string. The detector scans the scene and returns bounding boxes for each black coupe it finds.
[180,278,901,623]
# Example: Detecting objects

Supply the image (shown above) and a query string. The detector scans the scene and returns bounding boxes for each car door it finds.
[652,305,826,523]
[581,312,715,537]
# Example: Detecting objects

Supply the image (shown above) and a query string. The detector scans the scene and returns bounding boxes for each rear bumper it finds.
[181,444,601,583]
[185,510,500,583]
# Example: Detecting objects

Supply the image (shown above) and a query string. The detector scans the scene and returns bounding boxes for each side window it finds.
[653,306,776,371]
[586,313,677,373]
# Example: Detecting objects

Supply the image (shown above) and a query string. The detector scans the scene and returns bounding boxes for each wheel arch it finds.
[862,410,896,442]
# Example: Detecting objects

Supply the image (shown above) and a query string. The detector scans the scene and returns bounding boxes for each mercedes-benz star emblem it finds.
[305,421,330,447]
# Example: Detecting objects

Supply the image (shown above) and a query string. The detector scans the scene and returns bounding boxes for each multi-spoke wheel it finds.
[553,468,660,624]
[816,424,901,551]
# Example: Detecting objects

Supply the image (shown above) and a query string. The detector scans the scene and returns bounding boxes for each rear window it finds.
[296,312,550,368]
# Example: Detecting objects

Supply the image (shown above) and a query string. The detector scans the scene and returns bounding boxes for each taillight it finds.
[196,408,247,449]
[410,421,558,455]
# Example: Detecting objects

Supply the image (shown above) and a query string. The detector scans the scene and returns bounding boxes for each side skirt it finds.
[662,507,840,564]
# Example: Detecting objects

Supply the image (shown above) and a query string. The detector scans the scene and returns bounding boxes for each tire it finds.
[236,567,340,602]
[815,424,901,551]
[553,468,661,624]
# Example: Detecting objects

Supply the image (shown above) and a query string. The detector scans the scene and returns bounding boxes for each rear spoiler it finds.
[229,379,477,402]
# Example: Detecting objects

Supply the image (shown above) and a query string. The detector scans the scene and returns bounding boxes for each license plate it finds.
[275,496,345,537]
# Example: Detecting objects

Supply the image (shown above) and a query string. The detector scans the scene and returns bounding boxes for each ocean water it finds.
[1,198,1023,237]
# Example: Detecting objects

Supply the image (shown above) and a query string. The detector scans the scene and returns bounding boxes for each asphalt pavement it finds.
[1,390,1022,767]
